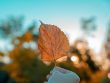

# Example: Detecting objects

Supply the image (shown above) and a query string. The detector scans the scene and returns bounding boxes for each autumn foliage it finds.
[38,23,69,62]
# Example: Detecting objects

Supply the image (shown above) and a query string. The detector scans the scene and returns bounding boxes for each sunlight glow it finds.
[2,56,11,64]
[108,73,110,79]
[71,56,79,63]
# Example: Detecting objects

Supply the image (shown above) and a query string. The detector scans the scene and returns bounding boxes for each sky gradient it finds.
[0,0,110,53]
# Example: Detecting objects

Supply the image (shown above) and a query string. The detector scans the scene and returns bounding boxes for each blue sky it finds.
[0,0,110,26]
[0,0,110,53]
[0,0,110,28]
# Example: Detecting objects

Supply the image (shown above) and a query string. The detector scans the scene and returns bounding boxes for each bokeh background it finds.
[0,0,110,83]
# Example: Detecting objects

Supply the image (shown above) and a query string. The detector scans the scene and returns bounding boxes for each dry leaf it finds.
[38,23,69,62]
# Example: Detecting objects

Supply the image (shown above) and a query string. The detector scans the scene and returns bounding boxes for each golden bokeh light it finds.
[71,56,79,63]
[107,73,110,79]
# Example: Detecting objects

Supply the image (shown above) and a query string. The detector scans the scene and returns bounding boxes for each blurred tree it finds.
[8,48,51,83]
[0,52,5,68]
[0,16,24,38]
[4,29,52,83]
[101,77,110,83]
[105,26,110,60]
[27,21,39,41]
[67,39,101,83]
[0,16,107,83]
[81,17,97,37]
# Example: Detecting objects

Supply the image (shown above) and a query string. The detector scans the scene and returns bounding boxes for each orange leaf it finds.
[38,23,69,62]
